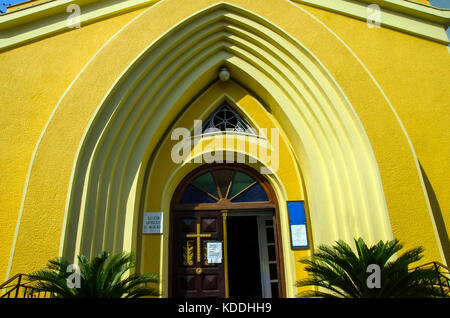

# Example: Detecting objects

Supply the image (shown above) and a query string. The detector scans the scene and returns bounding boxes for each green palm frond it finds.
[26,251,159,298]
[102,251,135,289]
[297,237,443,298]
[26,257,75,297]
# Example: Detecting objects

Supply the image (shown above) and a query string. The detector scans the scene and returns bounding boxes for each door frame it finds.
[168,163,286,297]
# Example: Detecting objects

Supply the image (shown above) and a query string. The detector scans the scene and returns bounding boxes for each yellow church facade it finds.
[0,0,449,297]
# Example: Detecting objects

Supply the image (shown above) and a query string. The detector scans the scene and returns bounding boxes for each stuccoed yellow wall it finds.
[295,0,450,266]
[0,0,448,296]
[0,6,150,281]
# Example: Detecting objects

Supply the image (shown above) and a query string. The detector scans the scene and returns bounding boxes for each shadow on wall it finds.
[419,161,450,265]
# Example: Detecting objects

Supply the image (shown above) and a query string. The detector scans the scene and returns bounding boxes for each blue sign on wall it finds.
[287,201,309,249]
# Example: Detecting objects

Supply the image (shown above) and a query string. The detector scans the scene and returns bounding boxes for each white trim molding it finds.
[291,0,450,45]
[1,0,449,52]
[0,0,160,51]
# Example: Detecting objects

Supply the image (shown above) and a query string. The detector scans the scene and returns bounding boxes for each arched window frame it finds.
[201,103,257,135]
[172,164,276,211]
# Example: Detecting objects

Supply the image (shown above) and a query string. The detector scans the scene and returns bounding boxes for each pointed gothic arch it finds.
[52,1,393,264]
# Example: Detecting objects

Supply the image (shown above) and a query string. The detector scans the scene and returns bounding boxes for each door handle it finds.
[195,267,203,275]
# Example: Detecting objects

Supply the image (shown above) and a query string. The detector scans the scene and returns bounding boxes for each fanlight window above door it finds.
[177,168,270,204]
[201,103,256,134]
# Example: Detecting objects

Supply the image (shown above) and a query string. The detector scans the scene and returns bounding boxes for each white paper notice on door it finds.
[206,242,222,264]
[291,224,308,247]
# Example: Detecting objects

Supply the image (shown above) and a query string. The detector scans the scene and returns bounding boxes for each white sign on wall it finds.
[290,224,308,247]
[143,212,163,234]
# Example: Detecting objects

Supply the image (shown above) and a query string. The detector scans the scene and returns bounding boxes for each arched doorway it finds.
[169,163,285,298]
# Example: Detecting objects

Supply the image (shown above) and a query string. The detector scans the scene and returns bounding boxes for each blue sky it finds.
[0,0,29,13]
[429,0,450,8]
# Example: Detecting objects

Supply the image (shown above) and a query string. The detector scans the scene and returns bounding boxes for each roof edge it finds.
[0,0,160,52]
[291,0,450,45]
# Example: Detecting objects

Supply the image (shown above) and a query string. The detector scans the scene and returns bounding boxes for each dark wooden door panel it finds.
[171,211,225,297]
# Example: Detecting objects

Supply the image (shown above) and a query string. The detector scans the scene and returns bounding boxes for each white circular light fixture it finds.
[218,67,230,81]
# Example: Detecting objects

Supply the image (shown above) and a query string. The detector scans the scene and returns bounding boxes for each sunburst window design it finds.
[201,103,256,134]
[179,169,269,204]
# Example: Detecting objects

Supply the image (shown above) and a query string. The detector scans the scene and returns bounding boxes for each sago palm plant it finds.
[26,251,159,298]
[296,238,443,298]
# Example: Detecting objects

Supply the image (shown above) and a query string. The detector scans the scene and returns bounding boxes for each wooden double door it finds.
[168,164,284,298]
[170,210,282,298]
[171,211,226,298]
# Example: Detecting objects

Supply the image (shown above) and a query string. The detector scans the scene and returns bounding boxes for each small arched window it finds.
[201,103,256,134]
